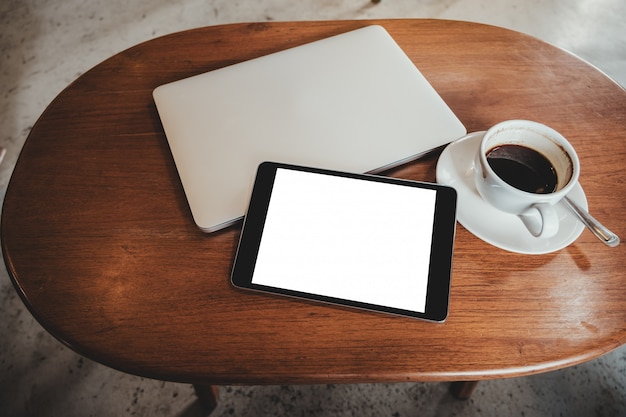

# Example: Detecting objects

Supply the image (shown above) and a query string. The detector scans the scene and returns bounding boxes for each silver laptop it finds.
[153,25,466,232]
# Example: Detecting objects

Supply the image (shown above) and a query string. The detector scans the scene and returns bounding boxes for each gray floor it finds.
[2,1,626,416]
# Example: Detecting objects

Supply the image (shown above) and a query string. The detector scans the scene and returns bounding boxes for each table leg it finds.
[449,381,479,399]
[193,385,220,414]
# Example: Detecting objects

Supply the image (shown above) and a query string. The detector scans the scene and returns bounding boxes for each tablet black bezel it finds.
[231,162,457,322]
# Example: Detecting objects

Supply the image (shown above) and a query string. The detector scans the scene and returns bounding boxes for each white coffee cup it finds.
[474,120,580,238]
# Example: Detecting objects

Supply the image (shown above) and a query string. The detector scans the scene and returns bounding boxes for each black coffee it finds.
[486,144,558,194]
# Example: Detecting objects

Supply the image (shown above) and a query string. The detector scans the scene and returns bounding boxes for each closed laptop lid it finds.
[153,25,466,232]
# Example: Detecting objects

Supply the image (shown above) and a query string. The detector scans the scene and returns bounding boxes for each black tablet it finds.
[231,162,457,322]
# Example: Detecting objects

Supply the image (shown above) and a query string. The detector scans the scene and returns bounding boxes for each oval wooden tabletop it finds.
[3,19,626,385]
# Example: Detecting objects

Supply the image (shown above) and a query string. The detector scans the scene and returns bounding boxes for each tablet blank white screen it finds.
[251,168,436,313]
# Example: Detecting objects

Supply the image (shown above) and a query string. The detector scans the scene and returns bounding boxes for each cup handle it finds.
[518,203,559,238]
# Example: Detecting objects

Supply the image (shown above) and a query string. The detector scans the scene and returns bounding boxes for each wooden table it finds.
[3,19,626,407]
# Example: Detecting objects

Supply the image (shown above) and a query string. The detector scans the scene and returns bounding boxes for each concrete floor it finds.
[1,1,625,416]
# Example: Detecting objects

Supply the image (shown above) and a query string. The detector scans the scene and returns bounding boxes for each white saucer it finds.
[436,131,587,254]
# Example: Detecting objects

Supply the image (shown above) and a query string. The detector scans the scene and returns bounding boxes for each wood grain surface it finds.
[3,19,626,385]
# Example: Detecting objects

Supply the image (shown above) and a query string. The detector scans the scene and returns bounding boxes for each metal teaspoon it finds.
[562,196,620,247]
